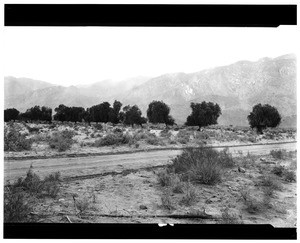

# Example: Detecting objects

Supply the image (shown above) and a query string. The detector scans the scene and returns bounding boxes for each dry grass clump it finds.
[157,171,173,187]
[160,192,175,210]
[4,127,33,151]
[49,130,75,152]
[146,136,165,146]
[241,190,265,214]
[221,207,240,224]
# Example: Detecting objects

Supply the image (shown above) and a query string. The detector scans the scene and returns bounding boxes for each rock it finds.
[58,198,65,202]
[260,158,266,162]
[139,205,148,210]
[238,167,246,173]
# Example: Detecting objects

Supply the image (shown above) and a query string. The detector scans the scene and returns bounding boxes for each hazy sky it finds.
[4,26,298,86]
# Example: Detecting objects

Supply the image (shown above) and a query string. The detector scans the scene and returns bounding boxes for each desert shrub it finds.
[241,190,264,214]
[219,148,235,168]
[179,183,197,206]
[90,133,95,138]
[4,187,33,223]
[160,193,174,210]
[283,170,296,182]
[27,126,40,133]
[169,139,177,145]
[260,175,282,191]
[49,130,75,152]
[4,127,33,151]
[272,165,285,177]
[94,132,133,147]
[172,178,185,194]
[112,127,123,133]
[75,197,91,214]
[221,207,240,224]
[146,136,164,146]
[160,130,172,138]
[270,149,286,160]
[93,123,103,130]
[171,147,226,185]
[177,137,189,144]
[134,142,140,148]
[157,171,173,187]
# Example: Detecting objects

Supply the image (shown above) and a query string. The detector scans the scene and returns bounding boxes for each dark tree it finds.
[147,101,175,127]
[108,100,123,124]
[123,105,147,127]
[54,104,70,122]
[247,103,281,134]
[185,101,222,130]
[4,108,20,122]
[88,102,111,123]
[20,105,52,122]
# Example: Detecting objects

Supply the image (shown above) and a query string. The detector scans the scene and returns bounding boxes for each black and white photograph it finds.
[2,3,297,239]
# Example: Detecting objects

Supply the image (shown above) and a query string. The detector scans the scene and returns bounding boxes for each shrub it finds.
[219,148,235,168]
[270,149,286,160]
[283,171,296,182]
[146,136,164,146]
[93,123,103,130]
[160,130,172,138]
[75,197,90,214]
[272,165,285,177]
[161,193,174,210]
[172,176,185,194]
[157,171,173,187]
[241,190,264,214]
[49,130,75,152]
[4,187,32,222]
[4,127,33,151]
[177,137,189,144]
[179,183,197,206]
[94,132,133,147]
[171,147,225,185]
[221,207,240,224]
[260,175,282,191]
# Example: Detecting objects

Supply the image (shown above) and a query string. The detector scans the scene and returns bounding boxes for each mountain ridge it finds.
[4,54,296,127]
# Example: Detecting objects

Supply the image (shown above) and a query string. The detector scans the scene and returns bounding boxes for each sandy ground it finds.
[28,153,296,227]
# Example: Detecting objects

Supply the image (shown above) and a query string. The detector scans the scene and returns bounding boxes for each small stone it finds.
[58,198,65,202]
[238,167,246,173]
[139,205,148,210]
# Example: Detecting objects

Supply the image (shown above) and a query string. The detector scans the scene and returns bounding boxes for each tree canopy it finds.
[20,106,52,122]
[122,105,147,127]
[4,108,20,122]
[185,101,221,130]
[247,103,281,133]
[147,100,175,126]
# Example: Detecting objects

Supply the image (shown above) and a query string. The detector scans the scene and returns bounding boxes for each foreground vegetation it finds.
[4,147,296,225]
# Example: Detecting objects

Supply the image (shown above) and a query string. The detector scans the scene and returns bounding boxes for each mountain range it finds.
[4,54,297,127]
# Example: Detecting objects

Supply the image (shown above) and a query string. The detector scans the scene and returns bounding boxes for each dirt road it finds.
[4,142,297,182]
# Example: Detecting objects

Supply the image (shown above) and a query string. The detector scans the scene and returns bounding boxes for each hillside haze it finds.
[4,54,296,127]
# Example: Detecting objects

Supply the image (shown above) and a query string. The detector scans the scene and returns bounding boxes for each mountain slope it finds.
[4,54,296,127]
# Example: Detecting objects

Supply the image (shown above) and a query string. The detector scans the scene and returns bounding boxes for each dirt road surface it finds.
[4,142,297,182]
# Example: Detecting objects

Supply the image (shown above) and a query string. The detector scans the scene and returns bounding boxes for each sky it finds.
[3,26,298,86]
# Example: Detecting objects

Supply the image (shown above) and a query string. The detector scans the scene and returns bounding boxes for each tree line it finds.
[4,101,281,133]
